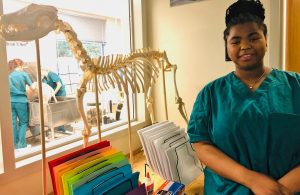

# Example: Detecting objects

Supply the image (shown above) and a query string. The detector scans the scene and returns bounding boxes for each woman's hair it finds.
[8,58,24,71]
[223,0,268,61]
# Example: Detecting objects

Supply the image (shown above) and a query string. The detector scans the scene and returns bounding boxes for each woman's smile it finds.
[239,53,254,61]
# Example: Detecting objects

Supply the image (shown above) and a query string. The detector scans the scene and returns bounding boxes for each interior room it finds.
[0,0,299,194]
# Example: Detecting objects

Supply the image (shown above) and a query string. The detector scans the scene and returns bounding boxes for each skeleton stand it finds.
[125,91,133,164]
[35,39,47,195]
[94,73,101,142]
[161,60,169,120]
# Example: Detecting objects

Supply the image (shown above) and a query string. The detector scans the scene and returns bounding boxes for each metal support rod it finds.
[126,92,133,164]
[161,61,168,120]
[94,75,101,142]
[35,39,47,195]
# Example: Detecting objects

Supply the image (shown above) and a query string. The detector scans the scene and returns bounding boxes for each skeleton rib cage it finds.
[55,19,189,146]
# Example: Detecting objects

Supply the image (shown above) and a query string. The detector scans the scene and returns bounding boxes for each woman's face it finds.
[226,22,267,71]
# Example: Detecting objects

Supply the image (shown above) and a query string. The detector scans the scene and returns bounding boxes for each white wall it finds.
[144,0,282,129]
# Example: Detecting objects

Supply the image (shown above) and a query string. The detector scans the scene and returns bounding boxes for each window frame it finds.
[3,4,137,161]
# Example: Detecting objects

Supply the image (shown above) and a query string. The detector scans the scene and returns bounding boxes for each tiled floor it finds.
[131,149,204,195]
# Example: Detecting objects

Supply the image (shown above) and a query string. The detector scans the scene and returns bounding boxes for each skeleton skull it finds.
[0,3,58,41]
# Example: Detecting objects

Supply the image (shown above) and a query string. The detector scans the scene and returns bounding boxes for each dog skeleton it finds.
[0,4,188,147]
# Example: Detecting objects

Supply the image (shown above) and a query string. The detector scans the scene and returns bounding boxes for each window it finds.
[2,0,134,163]
[56,39,105,95]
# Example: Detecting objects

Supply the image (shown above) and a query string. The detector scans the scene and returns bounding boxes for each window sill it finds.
[15,120,147,168]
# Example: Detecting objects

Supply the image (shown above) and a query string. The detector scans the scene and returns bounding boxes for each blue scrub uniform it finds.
[9,70,32,149]
[43,71,66,132]
[188,69,300,195]
[43,71,66,96]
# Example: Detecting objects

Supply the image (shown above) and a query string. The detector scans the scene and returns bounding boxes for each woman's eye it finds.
[250,37,259,42]
[230,40,240,45]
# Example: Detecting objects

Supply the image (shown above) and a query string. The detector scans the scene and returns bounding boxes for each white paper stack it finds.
[137,121,203,185]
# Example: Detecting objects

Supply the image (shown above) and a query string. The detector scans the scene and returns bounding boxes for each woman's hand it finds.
[248,172,293,195]
[278,185,294,195]
[192,142,294,194]
[278,164,300,194]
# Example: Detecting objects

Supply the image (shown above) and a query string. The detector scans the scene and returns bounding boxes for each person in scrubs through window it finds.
[187,0,300,194]
[8,59,34,150]
[41,67,67,132]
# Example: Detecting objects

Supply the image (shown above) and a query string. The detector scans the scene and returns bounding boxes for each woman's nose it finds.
[240,41,252,50]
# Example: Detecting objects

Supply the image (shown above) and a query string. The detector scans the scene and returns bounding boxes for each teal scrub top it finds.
[43,71,66,96]
[9,70,32,103]
[188,69,300,195]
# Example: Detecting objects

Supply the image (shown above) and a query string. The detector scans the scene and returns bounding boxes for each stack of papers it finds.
[48,140,140,195]
[137,121,202,185]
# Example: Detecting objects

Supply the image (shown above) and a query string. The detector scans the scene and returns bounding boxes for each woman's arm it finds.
[54,81,62,95]
[193,141,292,195]
[28,82,36,91]
[278,164,300,193]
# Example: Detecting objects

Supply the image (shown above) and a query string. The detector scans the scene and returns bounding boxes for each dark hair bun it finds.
[225,0,265,26]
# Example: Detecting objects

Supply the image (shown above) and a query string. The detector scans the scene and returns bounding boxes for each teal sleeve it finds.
[187,87,211,143]
[24,73,32,86]
[49,72,60,83]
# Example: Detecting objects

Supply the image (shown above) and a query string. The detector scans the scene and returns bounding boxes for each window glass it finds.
[3,0,133,161]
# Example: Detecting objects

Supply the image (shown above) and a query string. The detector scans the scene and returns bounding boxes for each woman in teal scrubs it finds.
[9,59,34,149]
[188,1,300,194]
[41,68,66,97]
[41,68,67,132]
